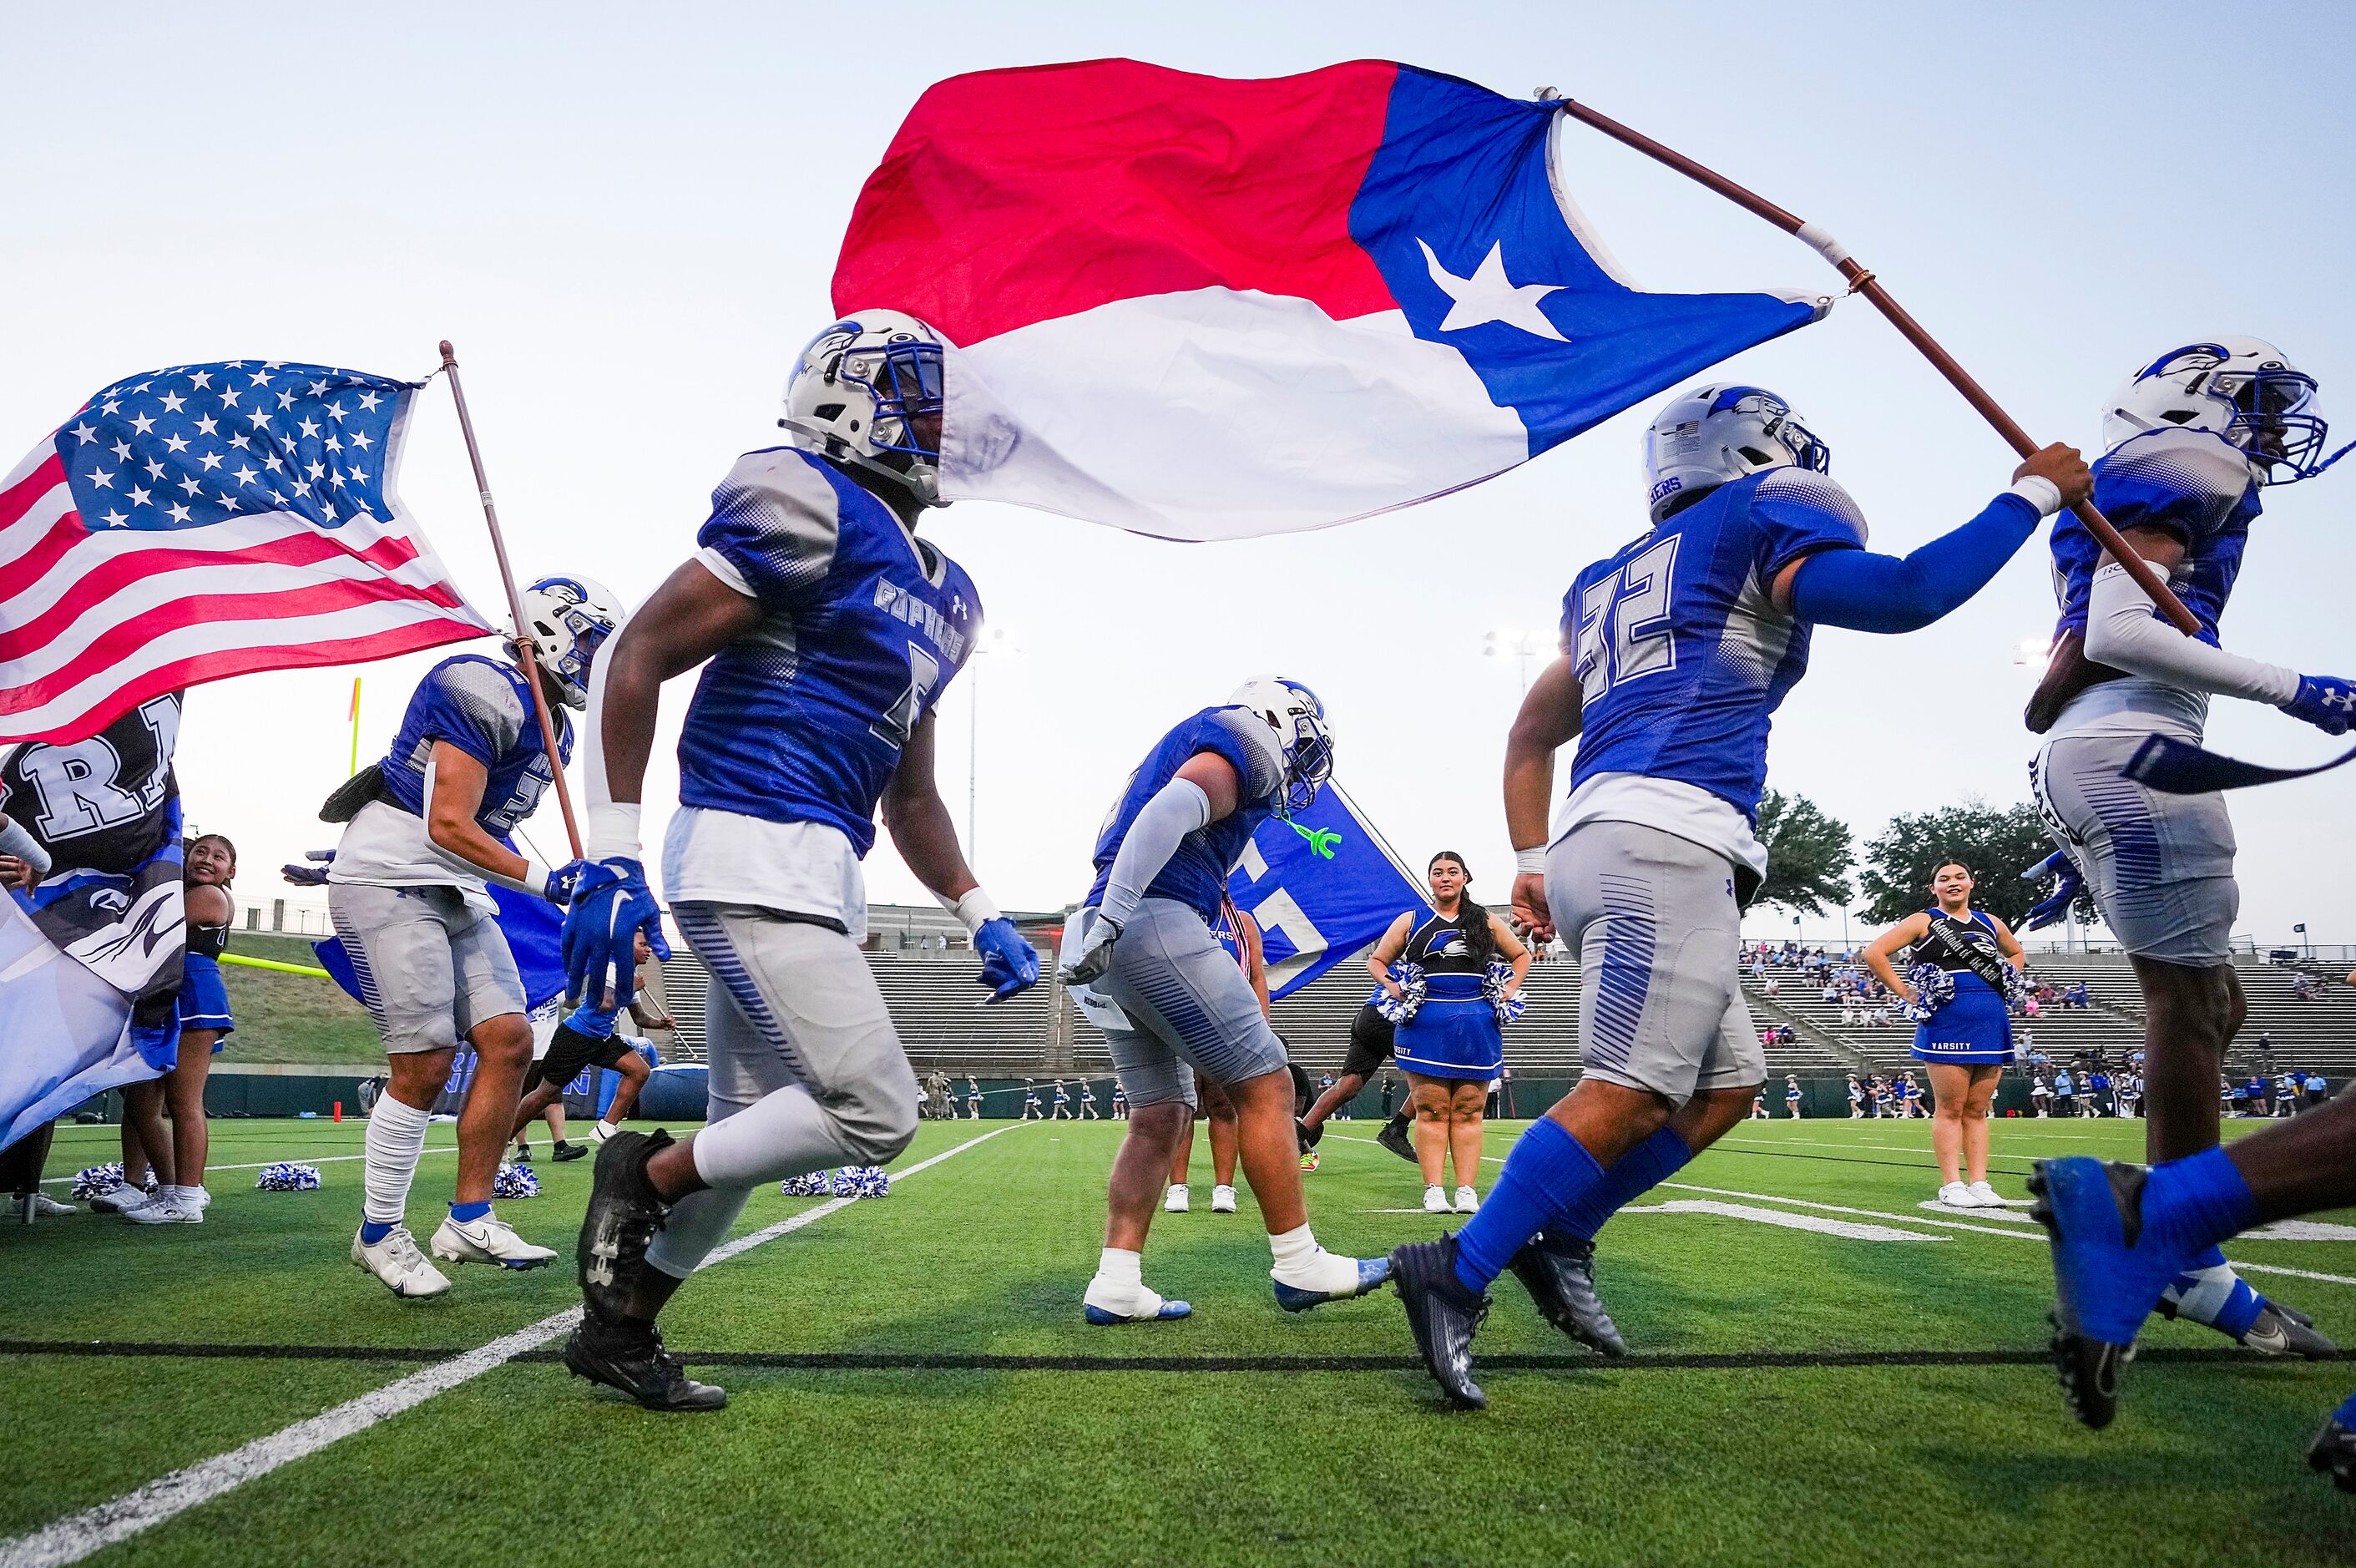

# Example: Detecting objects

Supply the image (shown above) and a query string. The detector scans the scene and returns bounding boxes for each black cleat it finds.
[1391,1234,1489,1410]
[577,1130,674,1322]
[1375,1110,1418,1164]
[564,1312,726,1412]
[512,1143,532,1163]
[1508,1227,1627,1358]
[2045,1308,2124,1430]
[2309,1416,2356,1493]
[552,1141,589,1164]
[1296,1116,1323,1153]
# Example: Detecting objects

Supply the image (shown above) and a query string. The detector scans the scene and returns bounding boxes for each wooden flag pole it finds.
[436,340,585,859]
[1544,92,2202,637]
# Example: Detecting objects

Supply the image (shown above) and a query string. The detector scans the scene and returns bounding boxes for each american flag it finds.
[0,359,493,743]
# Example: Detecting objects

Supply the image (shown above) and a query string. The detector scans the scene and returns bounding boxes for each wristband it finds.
[486,859,552,899]
[1514,847,1548,877]
[948,887,1003,937]
[2007,474,2064,518]
[585,802,642,863]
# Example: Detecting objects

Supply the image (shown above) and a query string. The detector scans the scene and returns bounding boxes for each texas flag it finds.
[835,59,1830,539]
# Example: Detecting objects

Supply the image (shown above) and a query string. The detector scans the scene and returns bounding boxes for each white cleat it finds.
[1423,1185,1450,1214]
[1936,1181,1972,1208]
[591,1120,620,1145]
[1964,1181,2006,1208]
[1454,1186,1480,1214]
[352,1224,452,1298]
[1164,1184,1191,1214]
[431,1212,557,1270]
[1210,1184,1237,1214]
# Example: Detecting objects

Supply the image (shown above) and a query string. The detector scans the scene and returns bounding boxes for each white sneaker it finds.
[9,1192,77,1218]
[430,1212,557,1270]
[125,1195,201,1224]
[1210,1184,1237,1214]
[88,1181,154,1215]
[1164,1184,1190,1214]
[113,1189,169,1221]
[351,1224,452,1298]
[1936,1181,1972,1208]
[591,1120,619,1145]
[1964,1181,2005,1208]
[1454,1186,1480,1214]
[1423,1185,1450,1213]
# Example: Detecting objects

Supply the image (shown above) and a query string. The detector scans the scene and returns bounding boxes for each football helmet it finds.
[1229,676,1334,816]
[780,310,948,506]
[1642,384,1831,522]
[519,574,620,710]
[2102,336,2329,484]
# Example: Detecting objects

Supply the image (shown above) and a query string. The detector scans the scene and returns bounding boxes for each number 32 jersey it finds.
[1556,469,1865,877]
[665,448,978,933]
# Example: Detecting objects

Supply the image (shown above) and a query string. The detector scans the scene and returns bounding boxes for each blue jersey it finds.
[1560,469,1867,819]
[1084,706,1288,923]
[2050,427,2257,649]
[680,448,980,856]
[378,655,568,836]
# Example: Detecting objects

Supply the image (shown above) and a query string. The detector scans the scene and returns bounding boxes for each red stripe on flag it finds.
[0,453,66,531]
[0,508,87,602]
[833,58,1399,346]
[0,616,487,744]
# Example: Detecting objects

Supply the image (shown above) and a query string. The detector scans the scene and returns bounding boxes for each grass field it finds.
[3,1113,2352,1567]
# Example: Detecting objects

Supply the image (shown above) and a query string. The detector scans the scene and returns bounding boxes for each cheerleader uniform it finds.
[1390,909,1504,1083]
[177,908,235,1049]
[1908,909,2013,1066]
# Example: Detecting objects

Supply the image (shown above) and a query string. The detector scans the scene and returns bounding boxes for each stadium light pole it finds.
[968,627,1019,867]
[1485,627,1547,692]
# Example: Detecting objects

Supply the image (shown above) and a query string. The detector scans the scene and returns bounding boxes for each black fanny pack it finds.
[319,762,394,823]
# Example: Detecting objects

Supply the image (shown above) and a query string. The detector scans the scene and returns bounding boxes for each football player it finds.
[1391,383,2091,1407]
[2025,339,2348,1358]
[1060,680,1389,1323]
[330,574,617,1298]
[559,311,1039,1410]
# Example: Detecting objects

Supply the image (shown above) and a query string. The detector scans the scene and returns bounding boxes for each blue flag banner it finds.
[1225,781,1430,1000]
[314,883,564,1017]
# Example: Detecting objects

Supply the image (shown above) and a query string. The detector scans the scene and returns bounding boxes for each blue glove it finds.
[973,916,1040,1004]
[565,998,622,1039]
[560,857,669,1009]
[280,862,329,887]
[543,857,597,906]
[2283,674,2356,736]
[2020,848,2083,932]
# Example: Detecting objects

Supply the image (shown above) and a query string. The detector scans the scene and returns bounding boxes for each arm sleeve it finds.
[1098,776,1212,928]
[695,449,843,611]
[2082,559,2297,704]
[1789,488,2050,635]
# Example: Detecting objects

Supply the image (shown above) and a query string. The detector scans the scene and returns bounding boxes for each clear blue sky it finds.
[6,2,2352,945]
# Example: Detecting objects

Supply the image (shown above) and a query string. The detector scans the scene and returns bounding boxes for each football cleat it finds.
[1296,1116,1323,1152]
[2028,1158,2182,1429]
[1300,1150,1320,1172]
[591,1120,620,1146]
[2233,1302,2338,1359]
[1211,1185,1237,1214]
[2309,1397,2356,1494]
[1164,1184,1190,1214]
[351,1224,452,1299]
[1376,1111,1418,1164]
[1272,1250,1392,1313]
[1391,1234,1490,1409]
[1507,1227,1627,1357]
[563,1312,726,1412]
[432,1212,557,1270]
[1082,1278,1193,1324]
[577,1130,675,1321]
[512,1142,533,1163]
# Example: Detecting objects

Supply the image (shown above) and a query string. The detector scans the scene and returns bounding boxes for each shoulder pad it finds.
[707,448,848,589]
[1752,469,1870,545]
[428,656,529,754]
[2098,427,2259,508]
[1203,706,1289,805]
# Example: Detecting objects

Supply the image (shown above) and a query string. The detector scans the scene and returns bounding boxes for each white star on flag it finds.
[1418,239,1570,341]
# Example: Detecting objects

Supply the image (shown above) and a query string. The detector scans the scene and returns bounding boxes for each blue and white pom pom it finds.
[71,1163,126,1200]
[779,1170,832,1197]
[1482,958,1526,1024]
[493,1163,540,1199]
[832,1166,891,1198]
[1372,963,1427,1024]
[255,1162,322,1192]
[1902,964,1955,1024]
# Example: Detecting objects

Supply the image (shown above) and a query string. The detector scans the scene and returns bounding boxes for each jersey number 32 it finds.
[1572,534,1679,703]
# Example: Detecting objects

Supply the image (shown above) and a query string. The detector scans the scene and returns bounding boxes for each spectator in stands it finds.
[2255,1033,2276,1075]
[2291,974,2322,1002]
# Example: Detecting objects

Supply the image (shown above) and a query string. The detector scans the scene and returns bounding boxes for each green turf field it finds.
[3,1113,2350,1567]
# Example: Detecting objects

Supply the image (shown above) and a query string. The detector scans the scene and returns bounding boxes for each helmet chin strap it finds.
[778,417,941,508]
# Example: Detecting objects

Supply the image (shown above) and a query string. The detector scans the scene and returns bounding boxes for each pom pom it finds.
[831,1166,891,1198]
[255,1162,322,1192]
[493,1163,540,1199]
[1482,958,1526,1024]
[71,1163,125,1200]
[1372,963,1427,1024]
[779,1170,832,1197]
[1902,964,1955,1024]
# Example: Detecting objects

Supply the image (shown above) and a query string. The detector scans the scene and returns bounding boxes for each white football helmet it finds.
[2102,336,2330,484]
[1229,676,1334,815]
[781,309,948,506]
[1642,384,1831,522]
[519,574,620,710]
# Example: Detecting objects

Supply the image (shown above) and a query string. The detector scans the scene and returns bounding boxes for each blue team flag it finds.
[314,883,564,1015]
[1226,781,1431,999]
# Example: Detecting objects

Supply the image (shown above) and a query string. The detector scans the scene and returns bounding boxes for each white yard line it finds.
[42,1147,460,1186]
[1622,1199,1945,1243]
[0,1123,1024,1568]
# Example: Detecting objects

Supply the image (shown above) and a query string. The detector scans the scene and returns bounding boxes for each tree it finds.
[1752,789,1853,916]
[1855,797,2093,928]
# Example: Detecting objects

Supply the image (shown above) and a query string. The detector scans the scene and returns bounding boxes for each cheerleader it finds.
[1368,852,1529,1215]
[129,834,239,1225]
[1862,862,2024,1209]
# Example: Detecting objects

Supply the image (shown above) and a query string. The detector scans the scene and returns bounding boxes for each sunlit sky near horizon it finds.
[7,2,2353,948]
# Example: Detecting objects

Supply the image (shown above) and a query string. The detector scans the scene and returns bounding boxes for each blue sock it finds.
[449,1200,492,1224]
[2141,1147,2257,1255]
[2335,1389,2356,1429]
[359,1219,394,1246]
[1453,1117,1605,1294]
[1555,1125,1691,1241]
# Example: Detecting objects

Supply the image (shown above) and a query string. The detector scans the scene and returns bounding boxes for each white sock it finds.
[1095,1247,1143,1288]
[363,1096,433,1227]
[173,1185,206,1206]
[1267,1222,1318,1274]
